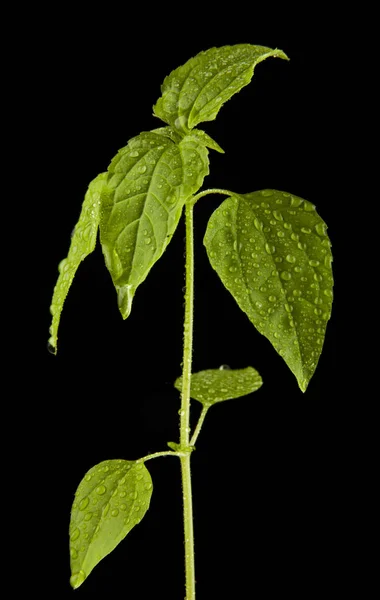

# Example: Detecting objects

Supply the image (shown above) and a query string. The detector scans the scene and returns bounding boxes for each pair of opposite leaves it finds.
[52,43,334,589]
[49,43,333,393]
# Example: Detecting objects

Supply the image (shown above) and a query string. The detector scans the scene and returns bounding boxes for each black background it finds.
[20,7,350,599]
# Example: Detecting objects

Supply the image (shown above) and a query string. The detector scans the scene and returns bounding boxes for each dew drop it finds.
[130,150,139,157]
[291,233,299,242]
[280,271,292,281]
[268,295,277,303]
[309,259,320,267]
[294,266,302,273]
[96,485,106,495]
[219,364,231,370]
[261,190,274,197]
[84,473,93,482]
[315,223,326,236]
[47,339,56,355]
[138,165,147,174]
[229,266,237,273]
[79,497,89,511]
[277,231,285,238]
[290,195,303,207]
[254,218,263,232]
[70,548,78,559]
[301,227,311,234]
[303,200,315,211]
[58,259,67,273]
[84,512,92,522]
[323,289,333,298]
[145,237,152,245]
[70,528,80,542]
[265,243,275,255]
[286,254,296,264]
[111,509,119,517]
[273,210,283,221]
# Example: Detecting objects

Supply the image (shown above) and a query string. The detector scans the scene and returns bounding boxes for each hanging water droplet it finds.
[70,570,86,589]
[219,364,231,370]
[324,256,332,268]
[280,271,292,281]
[96,485,106,495]
[286,254,296,263]
[47,339,56,355]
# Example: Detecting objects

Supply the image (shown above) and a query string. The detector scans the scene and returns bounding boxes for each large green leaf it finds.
[69,459,153,589]
[174,366,262,406]
[204,190,333,392]
[100,131,209,318]
[153,44,288,133]
[48,173,107,354]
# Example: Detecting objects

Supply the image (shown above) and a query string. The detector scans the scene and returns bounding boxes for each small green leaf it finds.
[69,459,153,589]
[174,366,262,406]
[153,44,288,133]
[48,173,107,354]
[204,190,333,392]
[100,131,209,319]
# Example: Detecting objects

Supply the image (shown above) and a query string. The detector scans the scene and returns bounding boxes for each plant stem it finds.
[190,406,209,447]
[191,187,232,206]
[135,451,183,463]
[180,201,196,600]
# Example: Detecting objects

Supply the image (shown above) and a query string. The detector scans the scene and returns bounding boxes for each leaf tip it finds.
[47,336,57,356]
[117,285,134,320]
[70,570,86,589]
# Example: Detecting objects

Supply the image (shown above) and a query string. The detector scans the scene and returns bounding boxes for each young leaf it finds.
[48,173,107,354]
[69,459,153,589]
[204,190,333,392]
[174,366,262,406]
[100,131,209,319]
[153,44,288,133]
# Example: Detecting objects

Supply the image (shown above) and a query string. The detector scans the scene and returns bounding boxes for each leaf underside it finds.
[153,44,288,133]
[175,366,262,405]
[48,173,107,354]
[204,190,333,391]
[69,459,152,589]
[100,129,209,318]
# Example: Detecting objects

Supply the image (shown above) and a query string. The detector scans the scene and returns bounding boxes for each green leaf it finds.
[69,459,153,589]
[204,190,333,392]
[153,44,288,133]
[48,173,107,354]
[100,131,209,319]
[174,366,262,406]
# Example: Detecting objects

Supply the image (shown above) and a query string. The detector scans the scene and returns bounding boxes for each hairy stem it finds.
[135,451,183,463]
[190,406,209,447]
[180,201,196,600]
[191,187,232,206]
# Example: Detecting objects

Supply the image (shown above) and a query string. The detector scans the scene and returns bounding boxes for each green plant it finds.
[48,44,333,599]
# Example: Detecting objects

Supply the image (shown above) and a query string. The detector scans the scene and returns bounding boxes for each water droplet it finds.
[294,266,302,273]
[219,364,231,370]
[315,223,326,236]
[229,266,237,272]
[290,233,299,242]
[280,271,292,281]
[277,231,285,238]
[70,548,78,559]
[70,570,86,589]
[79,497,89,511]
[284,303,292,312]
[96,485,106,495]
[145,237,152,245]
[301,227,311,234]
[138,165,147,174]
[261,190,274,197]
[255,301,263,309]
[84,512,92,522]
[130,150,139,157]
[303,200,315,211]
[290,195,303,207]
[47,339,56,355]
[70,528,80,542]
[58,259,67,273]
[273,210,283,221]
[323,289,333,298]
[111,509,119,517]
[286,254,296,263]
[274,332,280,339]
[84,473,93,482]
[254,218,263,231]
[293,289,302,297]
[283,222,292,230]
[265,243,275,255]
[324,256,332,268]
[309,259,320,267]
[144,482,153,491]
[268,295,277,302]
